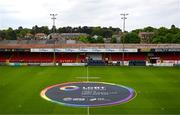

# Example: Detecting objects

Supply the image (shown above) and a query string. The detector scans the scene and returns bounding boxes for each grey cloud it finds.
[0,0,179,30]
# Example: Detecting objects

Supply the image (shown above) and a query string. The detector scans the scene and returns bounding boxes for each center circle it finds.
[40,82,136,107]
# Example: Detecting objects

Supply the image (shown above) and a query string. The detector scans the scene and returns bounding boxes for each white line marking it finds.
[87,106,90,115]
[76,77,100,79]
[87,66,89,82]
[87,66,89,115]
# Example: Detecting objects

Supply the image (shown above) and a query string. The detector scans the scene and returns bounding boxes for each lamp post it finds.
[50,14,58,66]
[120,13,128,66]
[50,14,58,33]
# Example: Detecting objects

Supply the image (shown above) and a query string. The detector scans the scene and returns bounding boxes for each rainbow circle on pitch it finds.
[40,82,136,107]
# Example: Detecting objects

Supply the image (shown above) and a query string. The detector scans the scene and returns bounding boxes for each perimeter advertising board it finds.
[0,48,30,52]
[151,48,180,52]
[31,48,138,53]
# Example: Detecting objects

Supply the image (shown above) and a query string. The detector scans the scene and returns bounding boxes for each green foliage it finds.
[96,36,104,43]
[0,31,6,40]
[122,32,140,43]
[152,36,165,43]
[157,27,169,36]
[5,28,17,40]
[31,25,49,34]
[111,37,117,43]
[92,27,103,36]
[87,36,96,43]
[173,32,180,43]
[0,25,180,43]
[102,28,113,38]
[79,35,88,43]
[151,25,180,43]
[79,35,104,43]
[132,29,143,34]
[16,28,31,38]
[143,26,156,32]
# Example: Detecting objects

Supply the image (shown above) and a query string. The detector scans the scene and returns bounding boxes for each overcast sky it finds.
[0,0,180,31]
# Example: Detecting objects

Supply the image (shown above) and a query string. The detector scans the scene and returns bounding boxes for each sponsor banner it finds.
[8,63,15,66]
[124,61,129,66]
[63,48,80,52]
[0,48,30,52]
[21,63,28,66]
[40,63,54,66]
[4,49,12,52]
[14,49,30,52]
[31,48,138,53]
[0,62,6,66]
[139,48,151,52]
[55,48,65,52]
[0,49,6,52]
[152,48,180,52]
[163,60,176,63]
[119,49,137,52]
[8,63,27,66]
[174,64,180,66]
[79,48,89,52]
[62,63,86,66]
[14,63,21,66]
[149,57,160,60]
[28,63,40,66]
[30,48,54,52]
[154,63,174,67]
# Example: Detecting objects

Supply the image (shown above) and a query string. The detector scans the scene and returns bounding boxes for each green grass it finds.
[0,66,180,114]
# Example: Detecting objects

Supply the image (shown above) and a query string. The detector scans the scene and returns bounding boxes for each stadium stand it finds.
[0,40,180,66]
[55,53,78,63]
[9,52,53,63]
[156,53,180,60]
[107,53,147,61]
[0,52,10,62]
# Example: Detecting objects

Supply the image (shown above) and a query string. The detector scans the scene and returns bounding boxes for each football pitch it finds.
[0,66,180,114]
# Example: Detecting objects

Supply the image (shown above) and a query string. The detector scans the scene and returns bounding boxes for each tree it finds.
[122,32,140,43]
[111,37,117,43]
[82,26,92,34]
[102,29,113,38]
[0,31,6,40]
[173,32,180,43]
[143,26,155,32]
[152,35,166,43]
[1,25,180,43]
[157,27,169,36]
[87,36,96,43]
[79,35,88,43]
[96,36,104,43]
[41,26,49,34]
[5,28,17,40]
[132,29,143,34]
[17,30,27,38]
[92,27,103,36]
[165,33,174,43]
[31,25,39,35]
